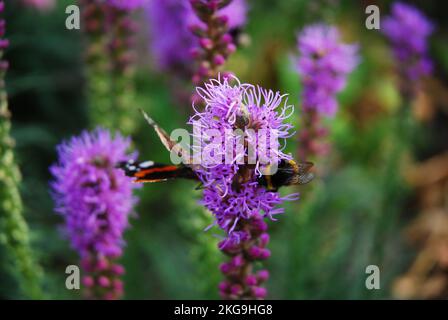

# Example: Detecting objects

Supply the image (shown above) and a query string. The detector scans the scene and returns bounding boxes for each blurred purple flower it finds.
[382,2,433,82]
[296,24,359,117]
[50,128,139,299]
[51,128,138,258]
[145,0,195,73]
[221,0,247,29]
[145,0,247,72]
[189,76,298,299]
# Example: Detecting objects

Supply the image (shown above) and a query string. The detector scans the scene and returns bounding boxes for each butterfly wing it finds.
[140,109,196,169]
[119,160,197,183]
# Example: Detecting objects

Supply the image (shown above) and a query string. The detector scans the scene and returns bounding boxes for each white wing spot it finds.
[139,161,154,168]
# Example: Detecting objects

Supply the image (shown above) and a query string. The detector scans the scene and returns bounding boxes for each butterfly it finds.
[119,109,314,192]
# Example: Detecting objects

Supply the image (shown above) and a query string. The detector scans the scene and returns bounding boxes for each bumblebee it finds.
[257,159,314,191]
[119,110,314,191]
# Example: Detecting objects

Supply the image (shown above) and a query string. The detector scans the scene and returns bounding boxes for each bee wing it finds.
[297,172,315,185]
[297,161,314,175]
[140,109,193,167]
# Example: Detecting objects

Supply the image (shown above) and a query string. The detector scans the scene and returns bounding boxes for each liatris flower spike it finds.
[296,24,359,160]
[50,129,139,300]
[0,0,43,299]
[190,76,305,299]
[382,2,433,86]
[119,76,314,299]
[296,23,359,117]
[80,0,142,134]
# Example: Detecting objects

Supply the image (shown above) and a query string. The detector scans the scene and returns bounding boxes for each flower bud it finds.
[251,286,267,299]
[199,38,213,50]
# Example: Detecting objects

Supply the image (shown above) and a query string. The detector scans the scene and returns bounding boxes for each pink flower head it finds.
[50,128,139,258]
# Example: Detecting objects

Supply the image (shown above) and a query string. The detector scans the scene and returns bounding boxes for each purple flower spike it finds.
[145,0,247,74]
[50,128,139,299]
[190,76,299,299]
[382,2,433,83]
[296,23,359,117]
[219,0,247,29]
[145,0,196,73]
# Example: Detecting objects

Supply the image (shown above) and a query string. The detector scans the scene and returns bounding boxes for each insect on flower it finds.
[119,109,314,192]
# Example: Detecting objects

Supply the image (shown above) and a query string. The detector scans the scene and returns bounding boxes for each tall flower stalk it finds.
[189,76,298,299]
[50,129,139,299]
[286,24,358,298]
[382,4,436,296]
[80,0,142,134]
[145,0,247,107]
[107,5,138,132]
[189,0,244,99]
[382,2,433,99]
[0,1,43,299]
[296,24,359,161]
[146,0,246,77]
[380,3,434,177]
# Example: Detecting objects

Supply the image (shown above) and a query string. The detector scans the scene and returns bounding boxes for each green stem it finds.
[81,2,137,134]
[0,54,43,299]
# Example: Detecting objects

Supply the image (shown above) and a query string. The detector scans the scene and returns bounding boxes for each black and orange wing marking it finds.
[133,164,181,183]
[119,160,197,183]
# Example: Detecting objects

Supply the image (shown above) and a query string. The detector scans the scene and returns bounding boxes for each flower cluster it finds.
[145,0,247,75]
[80,0,140,134]
[296,24,359,117]
[382,2,433,82]
[50,129,139,299]
[189,76,298,298]
[189,0,246,87]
